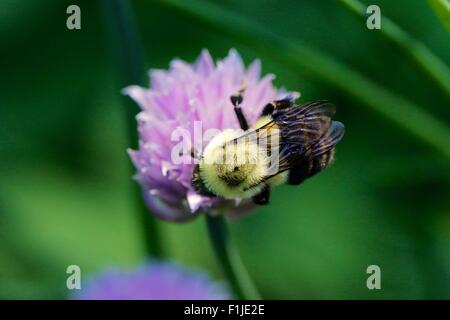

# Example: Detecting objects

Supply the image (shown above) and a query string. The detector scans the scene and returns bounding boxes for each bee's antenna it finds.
[230,86,249,130]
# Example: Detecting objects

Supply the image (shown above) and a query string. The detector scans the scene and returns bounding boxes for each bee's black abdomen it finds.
[287,150,334,185]
[287,119,343,185]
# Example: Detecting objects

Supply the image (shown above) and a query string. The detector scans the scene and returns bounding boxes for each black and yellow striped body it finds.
[190,96,344,205]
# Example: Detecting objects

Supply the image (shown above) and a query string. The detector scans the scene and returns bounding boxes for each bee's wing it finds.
[224,101,334,147]
[310,121,345,158]
[268,101,343,174]
[274,100,335,143]
[276,120,345,174]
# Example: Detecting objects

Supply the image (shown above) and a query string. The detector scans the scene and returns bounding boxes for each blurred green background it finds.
[0,0,449,299]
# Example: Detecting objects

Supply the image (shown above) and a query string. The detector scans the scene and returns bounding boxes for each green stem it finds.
[154,0,450,161]
[338,0,450,98]
[205,215,261,300]
[101,0,162,258]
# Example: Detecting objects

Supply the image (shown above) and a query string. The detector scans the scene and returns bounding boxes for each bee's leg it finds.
[261,102,275,116]
[230,88,249,130]
[261,96,296,116]
[252,184,271,205]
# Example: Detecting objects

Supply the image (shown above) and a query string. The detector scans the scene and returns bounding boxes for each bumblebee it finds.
[191,89,345,205]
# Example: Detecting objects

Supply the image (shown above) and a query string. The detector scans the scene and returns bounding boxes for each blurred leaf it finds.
[101,0,163,258]
[0,165,146,299]
[429,0,450,33]
[339,0,450,97]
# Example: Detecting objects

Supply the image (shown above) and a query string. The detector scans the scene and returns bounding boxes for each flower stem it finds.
[205,215,261,300]
[338,0,450,98]
[101,0,162,258]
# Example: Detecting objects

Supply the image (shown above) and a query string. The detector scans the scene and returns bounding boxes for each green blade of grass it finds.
[154,0,450,161]
[338,0,450,98]
[101,0,163,258]
[428,0,450,34]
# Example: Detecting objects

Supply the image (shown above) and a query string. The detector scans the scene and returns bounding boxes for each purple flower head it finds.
[125,49,298,222]
[73,261,230,300]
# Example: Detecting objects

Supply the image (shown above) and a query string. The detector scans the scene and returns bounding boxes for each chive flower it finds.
[125,49,296,221]
[73,261,230,300]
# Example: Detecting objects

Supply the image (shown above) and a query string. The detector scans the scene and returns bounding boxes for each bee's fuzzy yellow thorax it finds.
[251,115,272,129]
[199,129,271,199]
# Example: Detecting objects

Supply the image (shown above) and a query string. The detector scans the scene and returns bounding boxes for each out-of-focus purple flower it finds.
[73,261,230,300]
[125,49,297,222]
